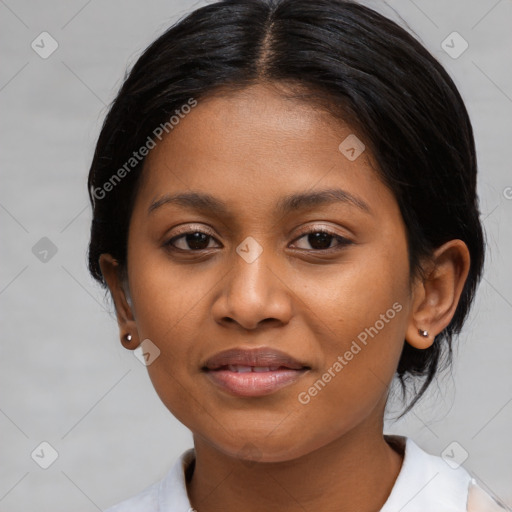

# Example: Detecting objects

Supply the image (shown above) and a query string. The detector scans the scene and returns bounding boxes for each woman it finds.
[87,0,509,509]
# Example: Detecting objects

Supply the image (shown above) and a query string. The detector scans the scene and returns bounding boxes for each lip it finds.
[202,347,310,397]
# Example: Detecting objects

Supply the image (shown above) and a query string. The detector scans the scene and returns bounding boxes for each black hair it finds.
[87,0,485,417]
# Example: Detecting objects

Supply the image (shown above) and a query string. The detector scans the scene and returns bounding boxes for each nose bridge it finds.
[214,234,292,329]
[234,234,275,297]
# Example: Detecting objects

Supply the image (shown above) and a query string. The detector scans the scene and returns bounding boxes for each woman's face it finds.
[125,83,414,462]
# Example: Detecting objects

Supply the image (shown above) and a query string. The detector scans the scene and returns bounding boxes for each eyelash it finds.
[164,226,352,253]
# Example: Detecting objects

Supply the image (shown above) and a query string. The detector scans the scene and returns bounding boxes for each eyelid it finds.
[291,224,353,244]
[165,222,353,253]
[293,223,349,237]
[168,223,218,238]
[167,223,350,241]
[164,224,222,252]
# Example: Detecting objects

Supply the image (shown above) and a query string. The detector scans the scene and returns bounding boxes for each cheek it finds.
[294,239,410,402]
[126,247,206,396]
[289,275,408,455]
[127,244,208,337]
[299,238,410,347]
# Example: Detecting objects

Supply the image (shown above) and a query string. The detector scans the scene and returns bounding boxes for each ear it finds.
[406,239,471,349]
[99,253,140,350]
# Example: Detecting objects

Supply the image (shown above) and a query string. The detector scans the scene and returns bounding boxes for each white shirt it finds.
[105,435,509,511]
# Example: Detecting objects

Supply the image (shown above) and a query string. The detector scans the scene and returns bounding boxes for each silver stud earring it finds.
[418,329,429,337]
[124,333,132,343]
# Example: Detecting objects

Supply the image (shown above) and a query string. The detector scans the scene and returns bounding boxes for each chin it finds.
[202,428,320,465]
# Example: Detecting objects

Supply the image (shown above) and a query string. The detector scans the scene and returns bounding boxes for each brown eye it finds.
[164,227,351,254]
[292,229,352,251]
[166,231,220,251]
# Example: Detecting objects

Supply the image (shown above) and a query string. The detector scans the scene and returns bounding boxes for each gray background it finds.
[1,0,511,510]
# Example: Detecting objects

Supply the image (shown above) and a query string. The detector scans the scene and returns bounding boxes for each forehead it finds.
[134,83,396,220]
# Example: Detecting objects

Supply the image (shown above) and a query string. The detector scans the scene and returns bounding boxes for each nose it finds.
[211,241,294,331]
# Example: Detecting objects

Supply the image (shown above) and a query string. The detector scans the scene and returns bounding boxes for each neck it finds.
[187,415,404,512]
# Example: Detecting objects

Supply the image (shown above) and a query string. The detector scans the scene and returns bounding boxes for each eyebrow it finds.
[148,188,372,217]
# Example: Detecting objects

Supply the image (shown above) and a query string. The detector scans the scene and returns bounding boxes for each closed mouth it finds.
[211,365,299,373]
[201,348,310,397]
[202,347,310,372]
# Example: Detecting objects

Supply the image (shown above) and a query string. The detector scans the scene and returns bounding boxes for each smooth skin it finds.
[100,82,470,512]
